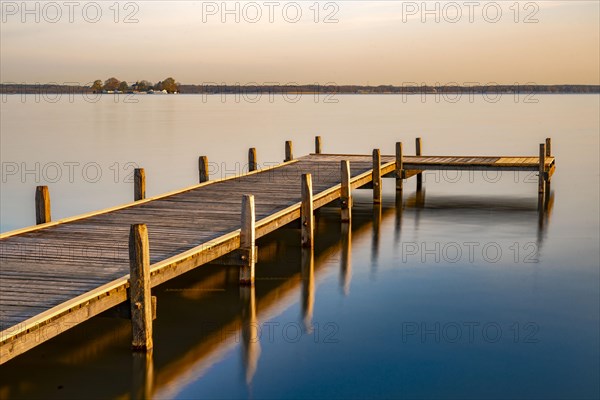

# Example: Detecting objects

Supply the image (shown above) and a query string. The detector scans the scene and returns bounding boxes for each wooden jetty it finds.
[0,137,555,364]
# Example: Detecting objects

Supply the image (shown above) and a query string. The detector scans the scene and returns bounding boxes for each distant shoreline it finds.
[1,84,598,95]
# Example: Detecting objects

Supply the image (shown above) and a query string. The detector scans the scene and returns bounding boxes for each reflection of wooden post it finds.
[285,141,294,162]
[35,186,51,224]
[199,156,209,183]
[129,224,153,351]
[340,222,352,296]
[538,143,546,194]
[416,137,423,190]
[248,148,257,172]
[131,350,154,400]
[240,286,260,384]
[301,174,314,248]
[240,195,256,286]
[394,195,403,251]
[396,142,403,192]
[341,160,352,223]
[373,149,382,203]
[301,247,315,332]
[134,168,145,201]
[372,203,382,264]
[315,136,322,154]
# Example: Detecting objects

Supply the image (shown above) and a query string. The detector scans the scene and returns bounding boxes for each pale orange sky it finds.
[1,1,599,85]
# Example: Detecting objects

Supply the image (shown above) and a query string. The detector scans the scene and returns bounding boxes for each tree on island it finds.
[91,80,103,93]
[153,77,179,93]
[161,77,179,93]
[103,77,120,91]
[135,80,152,92]
[118,81,129,92]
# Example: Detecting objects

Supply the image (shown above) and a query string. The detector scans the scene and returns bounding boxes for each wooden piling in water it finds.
[416,137,423,190]
[285,141,294,162]
[134,169,146,201]
[199,156,209,183]
[539,143,546,194]
[129,224,153,351]
[396,142,403,192]
[240,194,256,286]
[546,138,552,157]
[341,160,352,223]
[315,136,322,154]
[301,174,314,248]
[373,149,382,204]
[248,148,258,172]
[35,186,51,225]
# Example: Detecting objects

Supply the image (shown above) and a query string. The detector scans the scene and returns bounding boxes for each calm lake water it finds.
[0,94,598,399]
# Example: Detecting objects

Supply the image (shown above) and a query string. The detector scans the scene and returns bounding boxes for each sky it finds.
[1,1,599,85]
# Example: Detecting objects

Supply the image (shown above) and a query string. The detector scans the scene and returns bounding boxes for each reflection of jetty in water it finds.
[0,185,553,399]
[396,185,554,262]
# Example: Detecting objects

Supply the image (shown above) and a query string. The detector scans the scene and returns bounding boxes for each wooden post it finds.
[129,224,153,351]
[199,156,209,183]
[539,143,546,194]
[301,174,314,248]
[315,136,322,154]
[134,168,145,201]
[545,138,552,195]
[248,148,258,172]
[416,137,423,190]
[240,195,256,286]
[396,142,403,192]
[35,186,51,225]
[373,149,382,204]
[341,160,352,223]
[285,141,294,162]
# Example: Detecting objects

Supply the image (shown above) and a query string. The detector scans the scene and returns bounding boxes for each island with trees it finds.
[91,77,180,94]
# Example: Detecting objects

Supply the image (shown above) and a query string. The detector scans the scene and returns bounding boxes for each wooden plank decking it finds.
[0,148,556,364]
[401,155,556,170]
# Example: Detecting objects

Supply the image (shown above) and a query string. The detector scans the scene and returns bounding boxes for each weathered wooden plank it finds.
[1,160,300,240]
